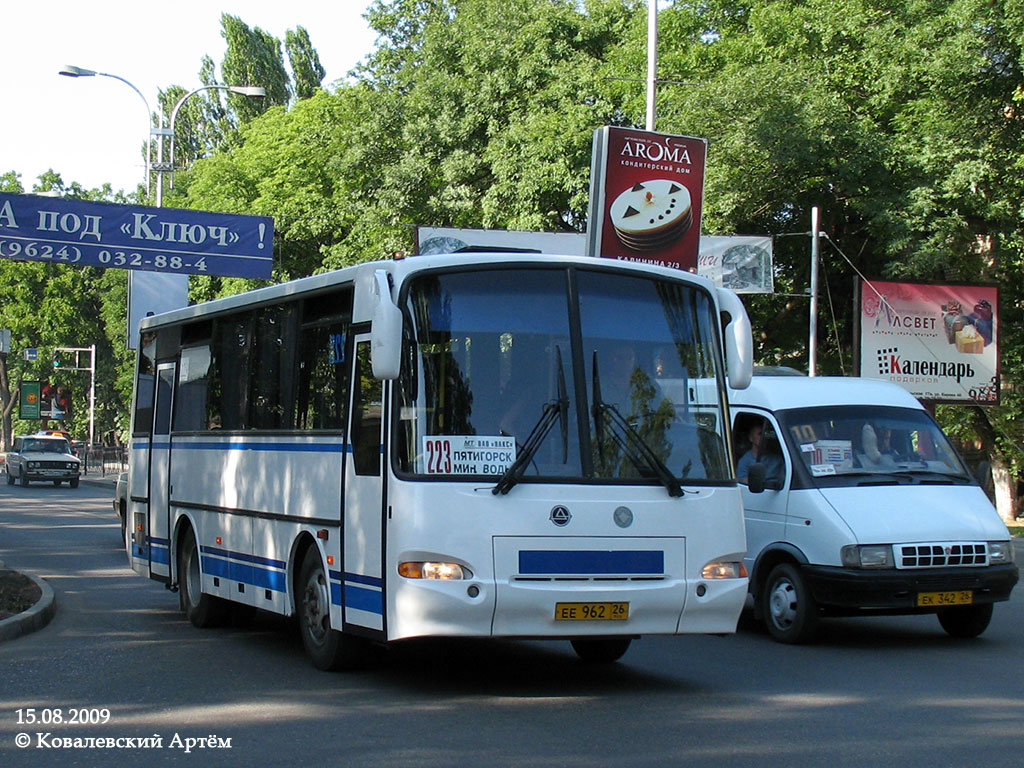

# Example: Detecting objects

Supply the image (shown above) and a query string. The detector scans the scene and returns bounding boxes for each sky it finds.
[0,1,377,194]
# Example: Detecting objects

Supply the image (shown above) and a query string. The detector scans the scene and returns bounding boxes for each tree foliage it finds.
[3,2,1024,517]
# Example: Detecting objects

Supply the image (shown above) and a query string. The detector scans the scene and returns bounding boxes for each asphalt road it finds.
[1,480,1023,768]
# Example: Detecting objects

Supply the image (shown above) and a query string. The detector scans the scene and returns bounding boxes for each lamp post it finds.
[154,84,266,206]
[58,65,152,194]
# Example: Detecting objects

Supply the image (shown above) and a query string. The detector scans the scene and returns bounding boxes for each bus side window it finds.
[351,341,383,476]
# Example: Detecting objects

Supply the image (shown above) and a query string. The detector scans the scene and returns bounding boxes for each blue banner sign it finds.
[0,193,273,279]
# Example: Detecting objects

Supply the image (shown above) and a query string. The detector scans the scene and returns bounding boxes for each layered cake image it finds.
[609,179,693,251]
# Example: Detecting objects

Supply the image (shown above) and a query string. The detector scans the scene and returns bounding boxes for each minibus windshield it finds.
[775,404,971,486]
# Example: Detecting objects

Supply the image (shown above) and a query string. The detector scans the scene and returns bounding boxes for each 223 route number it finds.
[425,438,452,474]
[555,602,630,621]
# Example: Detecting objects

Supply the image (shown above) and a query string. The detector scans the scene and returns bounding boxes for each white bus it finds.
[126,253,753,669]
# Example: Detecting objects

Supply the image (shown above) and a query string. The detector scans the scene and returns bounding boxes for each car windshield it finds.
[397,266,732,487]
[775,404,970,486]
[25,438,71,453]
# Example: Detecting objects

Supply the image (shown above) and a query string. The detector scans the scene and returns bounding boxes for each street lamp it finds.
[155,84,267,205]
[58,65,152,194]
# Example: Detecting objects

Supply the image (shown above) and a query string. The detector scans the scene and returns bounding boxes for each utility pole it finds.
[808,207,821,376]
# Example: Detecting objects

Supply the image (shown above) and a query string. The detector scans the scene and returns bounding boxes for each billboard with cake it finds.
[858,279,999,404]
[586,127,707,271]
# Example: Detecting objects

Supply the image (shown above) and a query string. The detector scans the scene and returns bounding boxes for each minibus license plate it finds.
[916,590,973,607]
[555,602,629,621]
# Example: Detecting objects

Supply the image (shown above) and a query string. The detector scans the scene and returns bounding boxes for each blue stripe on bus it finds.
[518,550,665,575]
[202,546,285,570]
[344,583,384,615]
[344,572,383,588]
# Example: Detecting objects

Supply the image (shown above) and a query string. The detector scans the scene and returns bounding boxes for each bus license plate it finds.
[917,590,973,607]
[555,602,629,621]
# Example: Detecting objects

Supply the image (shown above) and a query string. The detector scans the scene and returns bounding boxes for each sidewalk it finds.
[0,560,56,642]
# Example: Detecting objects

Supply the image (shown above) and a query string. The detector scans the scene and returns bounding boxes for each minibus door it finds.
[147,363,176,581]
[342,337,386,633]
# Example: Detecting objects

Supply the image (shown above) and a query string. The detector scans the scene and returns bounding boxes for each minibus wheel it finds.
[298,548,366,671]
[761,563,819,644]
[178,528,228,628]
[937,603,993,639]
[570,637,632,663]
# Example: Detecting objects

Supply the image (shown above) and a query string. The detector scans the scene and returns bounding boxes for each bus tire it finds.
[178,528,228,628]
[570,637,632,663]
[298,548,364,671]
[761,562,819,644]
[938,603,993,639]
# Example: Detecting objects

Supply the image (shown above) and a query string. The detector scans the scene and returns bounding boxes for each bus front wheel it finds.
[298,548,365,671]
[570,637,632,663]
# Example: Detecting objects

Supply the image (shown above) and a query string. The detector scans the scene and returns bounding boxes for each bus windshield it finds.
[398,266,732,485]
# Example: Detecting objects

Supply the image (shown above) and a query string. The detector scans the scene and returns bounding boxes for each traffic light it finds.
[52,351,62,369]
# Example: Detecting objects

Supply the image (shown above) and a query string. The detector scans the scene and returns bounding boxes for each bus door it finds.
[342,336,386,633]
[146,362,176,580]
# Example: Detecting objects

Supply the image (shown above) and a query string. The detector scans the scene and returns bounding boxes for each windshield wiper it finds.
[591,352,683,498]
[493,346,569,495]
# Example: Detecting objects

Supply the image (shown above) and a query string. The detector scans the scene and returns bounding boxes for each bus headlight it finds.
[398,561,472,580]
[841,544,894,569]
[988,541,1015,564]
[701,561,747,579]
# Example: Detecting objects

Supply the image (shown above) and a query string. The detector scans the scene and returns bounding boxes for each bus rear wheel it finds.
[298,548,365,671]
[178,528,228,628]
[570,637,632,663]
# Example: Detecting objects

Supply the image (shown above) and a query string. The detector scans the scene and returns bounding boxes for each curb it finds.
[0,569,57,642]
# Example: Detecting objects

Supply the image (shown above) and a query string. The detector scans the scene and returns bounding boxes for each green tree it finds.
[286,26,326,101]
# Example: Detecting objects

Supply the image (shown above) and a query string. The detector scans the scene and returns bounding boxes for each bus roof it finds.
[137,253,720,331]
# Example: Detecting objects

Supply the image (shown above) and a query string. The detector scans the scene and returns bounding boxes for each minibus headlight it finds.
[841,544,894,569]
[988,541,1015,565]
[701,561,748,579]
[398,561,472,580]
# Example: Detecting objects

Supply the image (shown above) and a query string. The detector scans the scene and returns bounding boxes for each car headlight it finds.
[988,541,1015,565]
[841,544,894,569]
[28,461,39,469]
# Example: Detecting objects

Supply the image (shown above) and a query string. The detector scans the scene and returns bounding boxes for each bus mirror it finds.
[371,269,402,380]
[717,287,753,390]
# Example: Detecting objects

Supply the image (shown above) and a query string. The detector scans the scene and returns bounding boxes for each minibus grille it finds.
[896,543,987,569]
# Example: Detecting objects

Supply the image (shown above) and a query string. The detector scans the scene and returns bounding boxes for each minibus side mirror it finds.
[717,287,753,390]
[371,269,403,380]
[746,462,766,494]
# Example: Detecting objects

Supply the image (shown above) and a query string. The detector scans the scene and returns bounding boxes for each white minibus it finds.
[730,374,1018,642]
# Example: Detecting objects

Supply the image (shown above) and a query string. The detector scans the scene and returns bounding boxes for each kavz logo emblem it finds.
[550,505,571,526]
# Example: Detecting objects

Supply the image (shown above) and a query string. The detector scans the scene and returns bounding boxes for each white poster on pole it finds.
[696,235,774,294]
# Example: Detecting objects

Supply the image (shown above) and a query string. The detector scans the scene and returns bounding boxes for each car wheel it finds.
[570,637,632,663]
[761,563,820,644]
[938,603,993,639]
[178,528,228,628]
[298,548,365,671]
[53,480,62,487]
[6,469,13,485]
[70,478,79,489]
[19,470,29,487]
